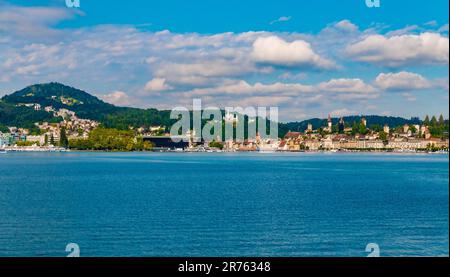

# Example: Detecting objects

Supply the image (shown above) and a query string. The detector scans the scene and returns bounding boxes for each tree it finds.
[379,131,388,141]
[431,116,438,126]
[68,128,153,151]
[332,124,339,134]
[44,134,48,146]
[209,140,224,149]
[438,114,445,125]
[59,127,69,148]
[409,125,417,134]
[0,124,9,133]
[50,134,55,145]
[351,122,358,136]
[424,115,430,125]
[358,123,368,135]
[370,124,382,132]
[16,141,34,147]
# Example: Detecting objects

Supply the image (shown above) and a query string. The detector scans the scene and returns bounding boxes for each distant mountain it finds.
[0,82,430,137]
[0,83,175,130]
[2,82,117,120]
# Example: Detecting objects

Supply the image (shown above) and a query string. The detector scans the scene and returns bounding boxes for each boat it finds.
[0,150,7,154]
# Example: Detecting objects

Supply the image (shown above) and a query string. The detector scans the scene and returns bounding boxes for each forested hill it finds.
[279,115,423,134]
[0,82,430,135]
[0,83,175,130]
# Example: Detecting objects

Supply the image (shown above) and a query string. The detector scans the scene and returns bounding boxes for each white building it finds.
[26,135,45,146]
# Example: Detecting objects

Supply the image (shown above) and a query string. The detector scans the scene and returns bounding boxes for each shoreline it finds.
[2,148,449,155]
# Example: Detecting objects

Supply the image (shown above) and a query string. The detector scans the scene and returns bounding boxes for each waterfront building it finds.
[383,124,390,134]
[339,139,358,149]
[283,132,302,151]
[366,140,385,149]
[0,132,12,148]
[26,135,45,146]
[278,140,288,151]
[426,138,449,149]
[304,139,322,150]
[323,136,334,149]
[357,139,367,149]
[388,137,417,149]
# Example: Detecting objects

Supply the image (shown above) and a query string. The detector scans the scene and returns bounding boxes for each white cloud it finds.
[270,16,292,25]
[334,20,358,32]
[438,24,449,33]
[188,80,314,96]
[144,78,173,92]
[346,32,449,66]
[0,5,79,39]
[330,108,357,117]
[375,71,431,91]
[180,78,379,107]
[424,21,438,27]
[100,91,133,106]
[251,36,335,69]
[318,78,376,93]
[385,25,420,36]
[154,60,258,86]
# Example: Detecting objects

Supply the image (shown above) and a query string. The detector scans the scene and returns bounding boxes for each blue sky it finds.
[7,0,449,33]
[0,0,448,121]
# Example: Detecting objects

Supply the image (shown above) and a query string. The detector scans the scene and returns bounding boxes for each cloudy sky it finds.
[0,0,448,121]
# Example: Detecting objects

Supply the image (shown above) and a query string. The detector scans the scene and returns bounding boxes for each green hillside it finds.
[1,83,175,130]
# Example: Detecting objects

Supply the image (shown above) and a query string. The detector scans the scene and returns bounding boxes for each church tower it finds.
[327,114,332,131]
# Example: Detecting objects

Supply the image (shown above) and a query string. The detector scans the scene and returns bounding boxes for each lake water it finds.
[0,152,448,257]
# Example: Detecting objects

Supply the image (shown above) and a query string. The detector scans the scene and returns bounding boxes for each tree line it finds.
[68,128,153,151]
